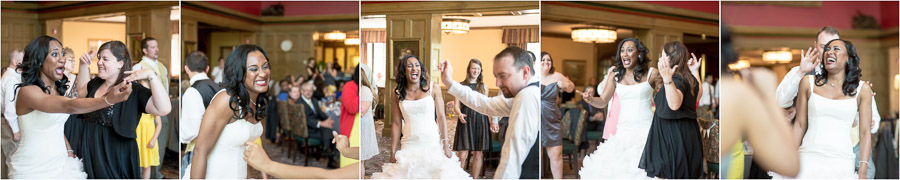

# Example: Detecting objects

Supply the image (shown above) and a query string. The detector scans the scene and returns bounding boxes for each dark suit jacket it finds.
[297,97,330,135]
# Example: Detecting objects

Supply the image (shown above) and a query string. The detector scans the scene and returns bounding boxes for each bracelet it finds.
[860,161,869,166]
[67,150,74,153]
[104,96,114,106]
[664,80,674,85]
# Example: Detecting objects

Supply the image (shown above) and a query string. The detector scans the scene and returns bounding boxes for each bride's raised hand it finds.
[105,82,132,105]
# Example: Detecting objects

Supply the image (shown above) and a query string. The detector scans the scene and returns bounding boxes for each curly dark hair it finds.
[394,55,429,100]
[614,38,650,82]
[15,35,68,97]
[223,44,269,122]
[815,39,861,96]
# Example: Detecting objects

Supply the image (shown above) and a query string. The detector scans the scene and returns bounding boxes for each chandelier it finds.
[571,26,617,43]
[728,60,750,71]
[324,31,346,41]
[344,38,360,45]
[441,18,470,35]
[762,50,792,63]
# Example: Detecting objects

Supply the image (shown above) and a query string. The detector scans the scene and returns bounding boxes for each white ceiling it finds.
[360,17,385,29]
[63,6,180,23]
[455,14,540,28]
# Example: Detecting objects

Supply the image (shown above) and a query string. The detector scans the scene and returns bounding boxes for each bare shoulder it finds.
[206,90,232,115]
[431,82,443,95]
[858,81,873,99]
[16,85,44,98]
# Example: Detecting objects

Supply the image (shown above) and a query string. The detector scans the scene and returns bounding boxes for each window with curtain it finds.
[502,26,539,49]
[362,30,386,87]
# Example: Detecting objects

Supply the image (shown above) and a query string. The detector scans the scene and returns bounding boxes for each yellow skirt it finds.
[253,137,262,146]
[136,113,160,167]
[340,114,361,167]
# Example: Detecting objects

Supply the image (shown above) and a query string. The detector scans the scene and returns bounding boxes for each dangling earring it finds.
[815,64,823,75]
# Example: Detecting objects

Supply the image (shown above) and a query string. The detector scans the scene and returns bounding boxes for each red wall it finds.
[881,1,899,29]
[723,1,898,29]
[642,1,719,14]
[207,1,357,16]
[260,1,358,16]
[208,1,262,16]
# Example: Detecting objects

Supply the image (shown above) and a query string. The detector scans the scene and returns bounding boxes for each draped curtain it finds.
[501,26,539,49]
[361,30,386,64]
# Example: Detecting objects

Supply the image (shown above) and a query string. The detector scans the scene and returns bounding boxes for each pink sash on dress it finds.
[602,93,619,139]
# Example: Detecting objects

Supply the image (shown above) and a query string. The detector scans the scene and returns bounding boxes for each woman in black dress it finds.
[638,41,703,178]
[451,59,493,178]
[70,41,172,178]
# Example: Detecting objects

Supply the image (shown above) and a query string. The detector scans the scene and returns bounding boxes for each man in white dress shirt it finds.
[210,57,224,84]
[774,26,878,178]
[698,74,716,120]
[439,46,541,179]
[179,51,220,178]
[1,49,23,179]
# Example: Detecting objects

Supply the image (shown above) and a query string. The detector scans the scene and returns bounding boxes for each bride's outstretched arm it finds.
[190,93,233,179]
[389,92,402,163]
[432,83,452,157]
[583,69,616,108]
[15,83,130,115]
[857,83,873,179]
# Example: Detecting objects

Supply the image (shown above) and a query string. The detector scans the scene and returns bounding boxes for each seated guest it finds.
[277,79,290,101]
[287,86,302,104]
[298,81,339,168]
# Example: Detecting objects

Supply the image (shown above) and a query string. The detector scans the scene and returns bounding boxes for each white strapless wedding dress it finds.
[183,90,264,179]
[8,109,86,179]
[771,76,861,179]
[579,68,654,179]
[372,94,472,179]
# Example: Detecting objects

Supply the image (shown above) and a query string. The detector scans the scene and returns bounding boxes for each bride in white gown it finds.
[372,55,470,179]
[772,39,872,179]
[185,44,269,179]
[8,36,131,179]
[578,38,661,179]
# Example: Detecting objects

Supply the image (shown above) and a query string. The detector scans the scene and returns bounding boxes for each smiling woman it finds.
[185,44,269,179]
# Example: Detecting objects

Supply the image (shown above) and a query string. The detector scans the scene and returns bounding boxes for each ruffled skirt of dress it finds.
[9,155,87,179]
[769,153,857,179]
[579,129,652,179]
[372,145,472,179]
